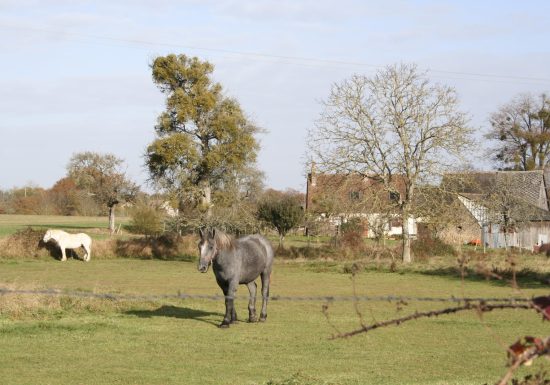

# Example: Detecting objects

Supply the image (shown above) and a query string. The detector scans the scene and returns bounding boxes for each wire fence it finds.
[0,287,533,304]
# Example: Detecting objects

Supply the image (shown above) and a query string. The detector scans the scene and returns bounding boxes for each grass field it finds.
[0,214,549,384]
[0,258,548,385]
[0,214,129,238]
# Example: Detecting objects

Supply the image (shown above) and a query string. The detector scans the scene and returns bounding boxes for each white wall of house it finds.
[330,212,417,238]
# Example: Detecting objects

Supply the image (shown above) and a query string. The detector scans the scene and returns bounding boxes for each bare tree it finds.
[307,63,473,263]
[486,93,550,171]
[68,152,138,233]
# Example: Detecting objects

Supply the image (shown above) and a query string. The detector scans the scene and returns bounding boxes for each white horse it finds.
[43,229,92,262]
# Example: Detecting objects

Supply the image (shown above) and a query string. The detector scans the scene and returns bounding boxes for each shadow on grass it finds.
[37,239,86,261]
[127,254,196,262]
[126,305,222,326]
[417,266,550,289]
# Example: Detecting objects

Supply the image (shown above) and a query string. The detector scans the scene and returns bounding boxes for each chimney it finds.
[309,162,316,187]
[306,162,317,212]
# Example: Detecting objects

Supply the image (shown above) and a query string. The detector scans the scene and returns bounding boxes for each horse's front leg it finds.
[246,281,257,322]
[221,281,237,328]
[60,245,67,262]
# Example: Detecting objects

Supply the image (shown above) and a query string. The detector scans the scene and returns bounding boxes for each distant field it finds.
[0,259,548,385]
[0,214,130,238]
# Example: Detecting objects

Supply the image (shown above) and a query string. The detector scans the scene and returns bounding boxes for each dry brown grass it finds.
[91,238,118,259]
[0,227,57,259]
[0,283,63,319]
[0,282,138,320]
[115,233,197,260]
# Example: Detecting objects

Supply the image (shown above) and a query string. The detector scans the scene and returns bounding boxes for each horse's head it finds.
[43,230,52,243]
[198,228,217,273]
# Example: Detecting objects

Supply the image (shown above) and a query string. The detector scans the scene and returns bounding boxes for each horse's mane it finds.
[213,229,235,250]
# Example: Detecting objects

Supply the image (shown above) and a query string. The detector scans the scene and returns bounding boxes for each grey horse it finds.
[198,228,274,328]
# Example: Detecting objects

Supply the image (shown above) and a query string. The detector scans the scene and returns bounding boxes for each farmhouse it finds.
[305,167,550,250]
[305,169,417,238]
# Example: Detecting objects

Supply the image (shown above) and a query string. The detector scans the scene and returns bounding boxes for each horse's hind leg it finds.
[246,281,257,322]
[259,272,270,322]
[83,244,91,262]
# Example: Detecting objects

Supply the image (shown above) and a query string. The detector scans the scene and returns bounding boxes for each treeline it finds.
[0,151,139,234]
[0,178,103,216]
[0,179,306,242]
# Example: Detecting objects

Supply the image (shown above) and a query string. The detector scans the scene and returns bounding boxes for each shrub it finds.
[128,203,165,237]
[339,230,364,251]
[257,192,304,247]
[411,237,457,260]
[340,217,363,234]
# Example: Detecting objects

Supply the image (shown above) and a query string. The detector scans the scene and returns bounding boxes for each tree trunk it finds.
[200,180,212,219]
[279,233,285,249]
[401,197,413,263]
[402,215,412,263]
[109,204,116,234]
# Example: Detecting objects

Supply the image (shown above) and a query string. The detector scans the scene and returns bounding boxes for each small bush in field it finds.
[336,218,366,252]
[340,217,363,234]
[339,230,364,251]
[257,193,304,247]
[128,204,165,237]
[412,237,456,260]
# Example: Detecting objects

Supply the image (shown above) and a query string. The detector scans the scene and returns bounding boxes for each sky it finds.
[1,0,549,194]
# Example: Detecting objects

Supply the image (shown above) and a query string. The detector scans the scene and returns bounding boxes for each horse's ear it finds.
[199,228,204,240]
[211,228,216,239]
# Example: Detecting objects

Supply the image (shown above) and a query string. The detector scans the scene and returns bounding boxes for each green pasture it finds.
[0,214,130,238]
[0,259,548,385]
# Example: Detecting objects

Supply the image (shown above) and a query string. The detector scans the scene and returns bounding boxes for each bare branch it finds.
[329,301,533,340]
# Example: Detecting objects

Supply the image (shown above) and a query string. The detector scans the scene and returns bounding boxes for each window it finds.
[349,191,361,201]
[389,191,400,202]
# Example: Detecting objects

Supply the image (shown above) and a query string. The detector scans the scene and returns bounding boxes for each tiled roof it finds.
[443,170,548,211]
[306,173,407,212]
